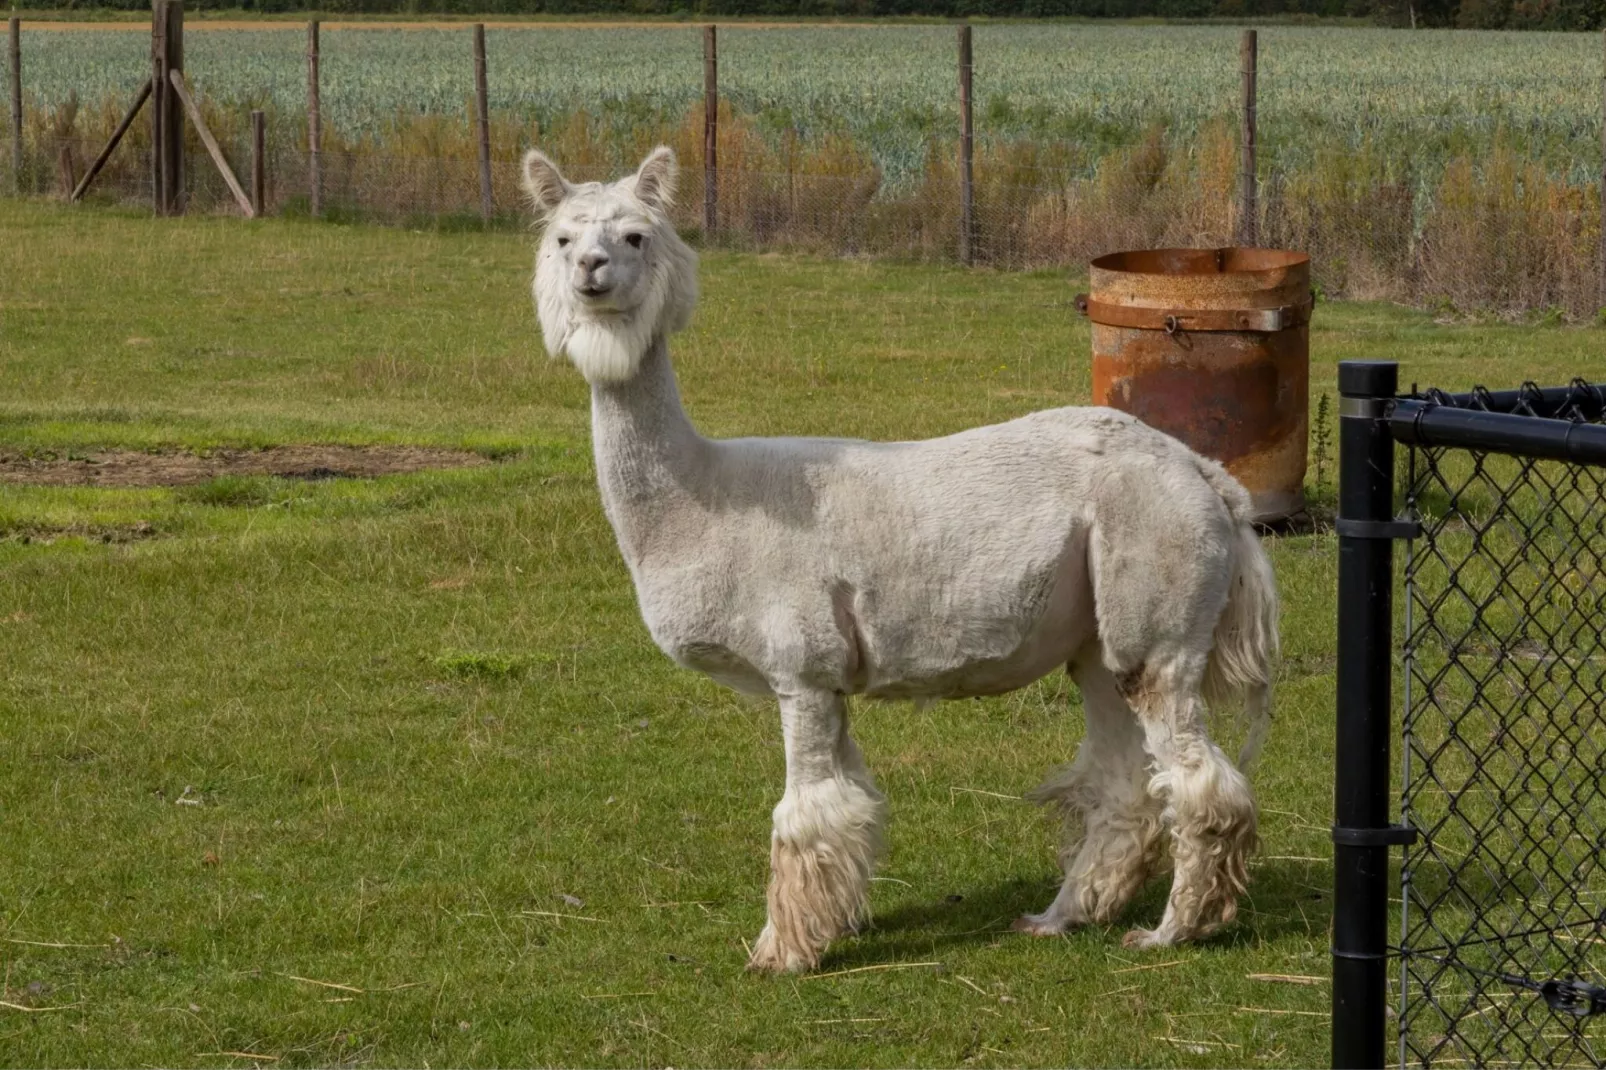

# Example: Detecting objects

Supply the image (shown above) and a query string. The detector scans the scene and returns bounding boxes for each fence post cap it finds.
[1339,361,1398,398]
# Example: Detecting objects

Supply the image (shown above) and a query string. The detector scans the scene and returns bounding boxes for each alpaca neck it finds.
[590,336,706,563]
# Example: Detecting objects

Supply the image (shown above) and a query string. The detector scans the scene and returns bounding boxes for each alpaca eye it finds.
[625,234,644,249]
[556,236,570,248]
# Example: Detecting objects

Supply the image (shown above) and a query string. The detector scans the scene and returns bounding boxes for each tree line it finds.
[38,0,1606,31]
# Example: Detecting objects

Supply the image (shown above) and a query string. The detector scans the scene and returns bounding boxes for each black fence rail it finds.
[1333,362,1606,1069]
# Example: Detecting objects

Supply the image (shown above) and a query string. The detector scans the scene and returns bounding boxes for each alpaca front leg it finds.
[1124,688,1257,949]
[748,689,886,974]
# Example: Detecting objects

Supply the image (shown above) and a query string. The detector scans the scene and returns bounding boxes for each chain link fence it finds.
[1334,365,1606,1069]
[1399,382,1606,1068]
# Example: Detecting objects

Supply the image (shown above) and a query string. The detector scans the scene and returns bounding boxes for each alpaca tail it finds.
[1196,461,1280,774]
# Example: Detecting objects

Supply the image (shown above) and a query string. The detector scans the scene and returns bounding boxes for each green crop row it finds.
[14,23,1605,187]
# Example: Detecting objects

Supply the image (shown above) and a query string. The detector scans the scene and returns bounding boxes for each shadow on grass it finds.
[819,859,1335,971]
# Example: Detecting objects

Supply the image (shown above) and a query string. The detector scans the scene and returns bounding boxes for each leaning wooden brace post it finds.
[473,24,492,222]
[958,22,975,267]
[703,24,717,239]
[251,108,265,217]
[168,69,253,217]
[307,19,321,218]
[7,18,20,193]
[1237,28,1258,248]
[71,76,152,202]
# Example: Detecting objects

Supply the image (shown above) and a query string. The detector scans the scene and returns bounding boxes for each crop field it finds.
[2,197,1604,1066]
[15,23,1605,181]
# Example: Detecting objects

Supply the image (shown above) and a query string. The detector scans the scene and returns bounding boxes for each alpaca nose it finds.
[579,251,609,273]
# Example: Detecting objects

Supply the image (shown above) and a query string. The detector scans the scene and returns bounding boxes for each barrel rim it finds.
[1090,246,1310,279]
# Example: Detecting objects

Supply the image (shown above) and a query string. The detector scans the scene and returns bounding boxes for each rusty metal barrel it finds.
[1078,247,1311,523]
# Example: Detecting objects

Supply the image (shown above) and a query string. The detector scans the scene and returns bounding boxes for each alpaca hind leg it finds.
[1121,665,1257,949]
[1015,659,1162,935]
[748,689,886,974]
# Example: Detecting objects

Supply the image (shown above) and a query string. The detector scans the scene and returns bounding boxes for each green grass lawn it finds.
[1,199,1602,1068]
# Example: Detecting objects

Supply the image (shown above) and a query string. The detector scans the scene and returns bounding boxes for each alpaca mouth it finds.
[578,283,613,298]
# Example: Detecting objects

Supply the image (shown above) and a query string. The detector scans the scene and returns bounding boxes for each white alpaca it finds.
[521,146,1279,974]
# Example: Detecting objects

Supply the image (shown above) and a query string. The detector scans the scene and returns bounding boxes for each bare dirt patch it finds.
[3,520,159,546]
[0,446,489,488]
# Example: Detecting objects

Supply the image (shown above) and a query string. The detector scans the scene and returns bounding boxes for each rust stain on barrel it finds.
[1085,247,1311,522]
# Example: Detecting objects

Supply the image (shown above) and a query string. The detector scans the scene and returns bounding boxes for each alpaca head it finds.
[521,146,699,384]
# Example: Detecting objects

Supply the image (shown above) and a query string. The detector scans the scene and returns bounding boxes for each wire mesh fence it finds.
[1397,382,1606,1068]
[26,127,1601,306]
[18,134,1251,260]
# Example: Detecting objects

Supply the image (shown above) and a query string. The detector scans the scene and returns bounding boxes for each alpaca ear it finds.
[631,146,677,212]
[521,149,570,216]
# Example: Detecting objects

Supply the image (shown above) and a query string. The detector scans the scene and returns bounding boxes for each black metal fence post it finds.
[1331,371,1605,1069]
[1333,360,1410,1069]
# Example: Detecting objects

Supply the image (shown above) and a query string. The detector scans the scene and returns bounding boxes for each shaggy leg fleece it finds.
[749,693,885,974]
[1015,787,1164,935]
[1124,693,1257,949]
[1018,661,1164,934]
[748,773,885,974]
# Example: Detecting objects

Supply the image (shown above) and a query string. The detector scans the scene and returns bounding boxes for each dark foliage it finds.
[34,0,1606,28]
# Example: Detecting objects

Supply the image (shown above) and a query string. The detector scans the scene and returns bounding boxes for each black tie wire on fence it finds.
[1334,362,1606,1070]
[1401,952,1606,1019]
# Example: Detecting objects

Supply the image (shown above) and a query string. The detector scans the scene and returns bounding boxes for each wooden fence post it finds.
[958,23,974,267]
[703,24,717,239]
[165,0,184,215]
[150,3,161,211]
[1237,28,1258,248]
[56,141,74,198]
[251,108,265,217]
[151,0,184,215]
[7,17,20,194]
[473,23,492,222]
[307,20,321,218]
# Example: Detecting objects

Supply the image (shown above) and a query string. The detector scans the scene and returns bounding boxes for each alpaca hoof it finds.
[1122,927,1171,950]
[1012,912,1071,937]
[746,926,817,975]
[745,952,810,975]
